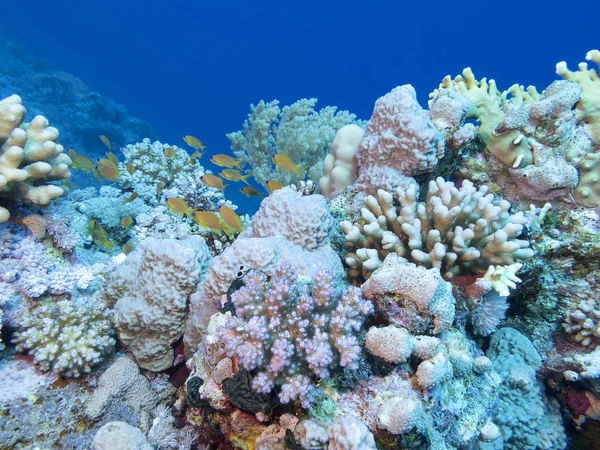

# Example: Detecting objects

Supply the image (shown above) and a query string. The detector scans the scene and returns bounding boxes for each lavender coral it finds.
[13,298,115,377]
[342,177,534,279]
[217,264,373,407]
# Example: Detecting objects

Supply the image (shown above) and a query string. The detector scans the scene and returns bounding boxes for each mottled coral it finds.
[358,85,444,176]
[0,94,72,222]
[342,177,533,279]
[227,98,363,187]
[13,297,115,377]
[217,264,373,407]
[109,236,211,371]
[486,328,567,449]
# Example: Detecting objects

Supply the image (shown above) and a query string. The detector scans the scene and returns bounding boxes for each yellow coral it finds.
[436,69,533,169]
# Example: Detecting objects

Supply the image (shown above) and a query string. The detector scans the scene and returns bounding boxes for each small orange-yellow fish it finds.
[266,179,283,194]
[120,216,133,230]
[123,192,138,203]
[156,182,164,199]
[190,150,203,162]
[122,242,134,255]
[106,151,119,166]
[201,174,226,191]
[96,158,119,181]
[87,219,116,253]
[99,134,111,150]
[61,179,77,190]
[164,147,176,158]
[183,135,206,151]
[126,161,135,175]
[240,186,264,198]
[192,211,227,233]
[272,153,304,177]
[68,149,97,174]
[220,169,252,185]
[219,205,244,233]
[166,198,192,217]
[210,154,241,169]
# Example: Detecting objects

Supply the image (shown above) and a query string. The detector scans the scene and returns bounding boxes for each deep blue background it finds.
[1,0,598,211]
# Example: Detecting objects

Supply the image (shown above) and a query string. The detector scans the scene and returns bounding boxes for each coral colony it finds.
[1,49,600,450]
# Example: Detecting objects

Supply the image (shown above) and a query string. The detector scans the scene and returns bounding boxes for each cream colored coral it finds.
[110,236,210,371]
[319,124,363,199]
[0,95,72,222]
[481,263,523,297]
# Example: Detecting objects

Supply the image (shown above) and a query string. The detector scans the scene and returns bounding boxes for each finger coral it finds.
[217,264,373,408]
[342,177,534,279]
[0,94,72,222]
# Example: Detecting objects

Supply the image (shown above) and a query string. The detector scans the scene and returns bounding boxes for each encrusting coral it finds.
[342,177,534,280]
[0,94,72,222]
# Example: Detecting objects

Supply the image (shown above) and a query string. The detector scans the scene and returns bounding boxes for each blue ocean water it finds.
[1,0,598,211]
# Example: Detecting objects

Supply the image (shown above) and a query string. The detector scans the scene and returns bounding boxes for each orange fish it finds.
[240,186,263,198]
[183,135,206,151]
[192,211,228,234]
[219,205,244,233]
[201,174,226,191]
[96,158,119,181]
[166,198,192,217]
[210,154,242,169]
[99,135,111,150]
[266,180,283,194]
[272,153,305,177]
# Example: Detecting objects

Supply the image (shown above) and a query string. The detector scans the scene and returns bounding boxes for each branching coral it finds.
[227,98,363,187]
[0,94,72,222]
[217,264,373,407]
[341,177,533,279]
[13,297,115,377]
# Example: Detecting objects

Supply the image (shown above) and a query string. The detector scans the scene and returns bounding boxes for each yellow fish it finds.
[87,220,116,253]
[96,158,119,181]
[183,135,206,151]
[166,198,192,217]
[219,169,252,185]
[120,216,133,230]
[126,161,135,175]
[190,150,203,162]
[192,211,227,234]
[240,186,264,198]
[201,174,226,191]
[272,153,304,177]
[106,151,119,166]
[122,242,134,255]
[123,192,138,204]
[99,134,111,150]
[164,147,176,158]
[61,179,77,190]
[266,180,283,194]
[156,182,164,200]
[219,205,244,233]
[68,149,97,174]
[210,154,242,169]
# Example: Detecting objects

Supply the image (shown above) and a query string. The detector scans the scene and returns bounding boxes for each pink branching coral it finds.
[217,264,373,407]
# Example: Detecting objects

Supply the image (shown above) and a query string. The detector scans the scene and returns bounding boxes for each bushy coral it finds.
[342,177,533,279]
[0,94,72,222]
[227,98,363,187]
[217,264,373,407]
[13,297,115,377]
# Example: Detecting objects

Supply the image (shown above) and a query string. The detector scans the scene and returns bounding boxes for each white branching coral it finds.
[217,264,373,407]
[13,298,115,377]
[0,94,72,222]
[342,177,534,279]
[227,98,363,187]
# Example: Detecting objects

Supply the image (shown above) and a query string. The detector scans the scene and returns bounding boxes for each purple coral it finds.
[217,264,373,407]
